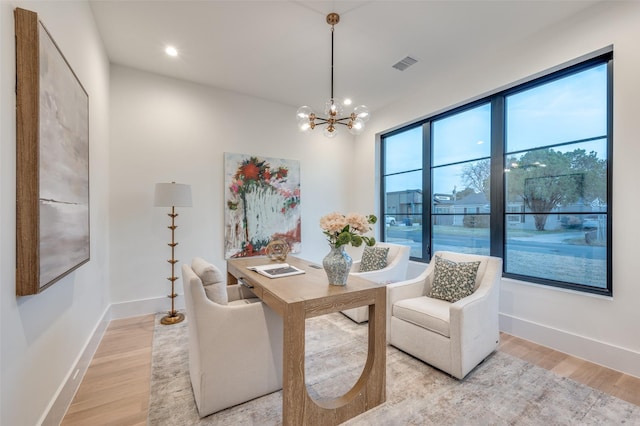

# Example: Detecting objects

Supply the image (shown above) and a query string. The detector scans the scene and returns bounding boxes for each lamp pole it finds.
[161,205,184,325]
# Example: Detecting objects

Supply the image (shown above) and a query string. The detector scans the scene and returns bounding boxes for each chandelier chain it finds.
[330,23,334,101]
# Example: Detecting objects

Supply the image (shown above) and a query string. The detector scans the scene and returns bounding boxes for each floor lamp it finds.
[154,182,192,325]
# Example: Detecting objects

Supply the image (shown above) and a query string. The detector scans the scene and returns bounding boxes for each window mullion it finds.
[423,121,432,260]
[490,96,505,260]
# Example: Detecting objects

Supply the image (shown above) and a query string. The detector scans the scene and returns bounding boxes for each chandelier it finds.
[296,13,370,138]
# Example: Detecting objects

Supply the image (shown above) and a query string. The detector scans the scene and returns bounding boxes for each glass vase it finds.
[322,244,353,286]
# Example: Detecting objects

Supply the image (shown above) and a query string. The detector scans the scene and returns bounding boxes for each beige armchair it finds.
[387,251,502,379]
[182,260,283,417]
[342,242,410,323]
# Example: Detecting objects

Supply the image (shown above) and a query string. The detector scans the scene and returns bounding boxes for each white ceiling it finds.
[89,0,602,114]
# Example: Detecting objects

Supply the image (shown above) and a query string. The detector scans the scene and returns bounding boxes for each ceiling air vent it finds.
[392,56,418,71]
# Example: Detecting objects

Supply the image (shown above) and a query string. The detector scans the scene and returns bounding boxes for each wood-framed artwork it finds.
[224,153,301,259]
[15,8,90,296]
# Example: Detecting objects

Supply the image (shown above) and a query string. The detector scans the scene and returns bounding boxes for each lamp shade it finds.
[154,182,192,207]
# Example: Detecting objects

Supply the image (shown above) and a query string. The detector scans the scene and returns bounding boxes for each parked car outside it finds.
[385,216,396,225]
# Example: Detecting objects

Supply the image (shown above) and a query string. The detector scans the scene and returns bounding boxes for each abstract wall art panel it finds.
[15,8,90,295]
[224,153,301,258]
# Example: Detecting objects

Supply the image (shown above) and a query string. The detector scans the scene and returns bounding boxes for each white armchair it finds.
[387,251,502,379]
[182,261,283,417]
[342,242,410,323]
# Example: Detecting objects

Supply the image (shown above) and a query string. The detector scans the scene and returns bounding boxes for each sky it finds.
[384,63,608,196]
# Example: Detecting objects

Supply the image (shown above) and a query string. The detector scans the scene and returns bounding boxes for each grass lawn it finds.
[389,224,607,288]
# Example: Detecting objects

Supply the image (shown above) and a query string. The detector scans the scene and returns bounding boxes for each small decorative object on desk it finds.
[265,239,290,261]
[320,212,377,285]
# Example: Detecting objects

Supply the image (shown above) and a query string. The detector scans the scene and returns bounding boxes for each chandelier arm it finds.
[334,116,353,123]
[314,116,352,124]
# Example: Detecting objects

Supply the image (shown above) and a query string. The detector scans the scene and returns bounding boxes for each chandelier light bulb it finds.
[348,118,365,135]
[296,106,314,120]
[298,120,312,132]
[354,105,370,122]
[324,99,343,117]
[323,125,338,138]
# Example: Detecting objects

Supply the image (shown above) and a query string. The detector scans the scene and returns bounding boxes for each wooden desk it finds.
[227,256,386,425]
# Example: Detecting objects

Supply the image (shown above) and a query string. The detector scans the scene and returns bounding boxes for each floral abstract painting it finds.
[224,153,301,258]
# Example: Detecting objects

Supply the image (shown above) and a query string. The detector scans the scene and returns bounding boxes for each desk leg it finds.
[282,289,386,425]
[367,286,386,405]
[282,301,306,426]
[226,271,238,285]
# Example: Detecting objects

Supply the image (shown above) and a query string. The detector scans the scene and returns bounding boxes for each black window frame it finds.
[380,48,613,296]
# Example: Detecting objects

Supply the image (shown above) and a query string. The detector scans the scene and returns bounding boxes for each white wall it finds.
[354,1,640,377]
[108,65,356,310]
[0,1,111,425]
[2,1,638,423]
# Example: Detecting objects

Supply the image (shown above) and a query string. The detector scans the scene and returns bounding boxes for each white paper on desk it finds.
[247,263,305,278]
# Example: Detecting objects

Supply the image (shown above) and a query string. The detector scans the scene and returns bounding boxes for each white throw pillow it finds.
[191,257,228,305]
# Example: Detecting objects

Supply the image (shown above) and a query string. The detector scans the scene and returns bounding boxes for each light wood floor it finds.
[61,314,640,425]
[61,315,154,426]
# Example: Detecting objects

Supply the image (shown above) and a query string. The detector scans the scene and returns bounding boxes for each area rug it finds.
[148,313,639,425]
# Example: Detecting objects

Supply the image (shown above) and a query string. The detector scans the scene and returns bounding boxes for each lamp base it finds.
[160,311,185,325]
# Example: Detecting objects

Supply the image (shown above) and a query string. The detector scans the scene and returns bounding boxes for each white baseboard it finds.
[41,306,112,426]
[500,312,640,378]
[110,295,185,319]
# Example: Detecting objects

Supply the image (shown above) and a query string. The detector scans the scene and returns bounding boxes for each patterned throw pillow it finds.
[429,255,481,303]
[359,246,389,272]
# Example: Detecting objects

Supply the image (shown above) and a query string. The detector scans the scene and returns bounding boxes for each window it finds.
[504,63,609,291]
[380,50,612,295]
[431,103,491,256]
[381,126,424,258]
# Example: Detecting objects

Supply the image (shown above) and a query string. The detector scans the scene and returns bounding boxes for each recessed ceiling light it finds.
[165,46,178,57]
